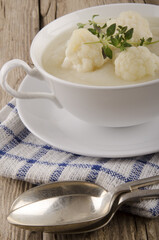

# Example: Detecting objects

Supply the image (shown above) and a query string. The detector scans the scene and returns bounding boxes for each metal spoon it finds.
[7,175,159,233]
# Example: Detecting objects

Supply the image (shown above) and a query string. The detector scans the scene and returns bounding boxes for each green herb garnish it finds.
[77,15,159,59]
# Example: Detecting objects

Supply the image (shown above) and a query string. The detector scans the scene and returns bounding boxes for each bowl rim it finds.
[30,3,159,90]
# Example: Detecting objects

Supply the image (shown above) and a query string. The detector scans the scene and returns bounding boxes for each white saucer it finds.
[17,75,159,158]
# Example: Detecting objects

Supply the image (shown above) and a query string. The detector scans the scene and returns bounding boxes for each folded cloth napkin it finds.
[0,99,159,218]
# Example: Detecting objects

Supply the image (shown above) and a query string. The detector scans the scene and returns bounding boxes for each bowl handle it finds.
[0,59,62,108]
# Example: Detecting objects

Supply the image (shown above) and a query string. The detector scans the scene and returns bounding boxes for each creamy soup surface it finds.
[42,17,159,86]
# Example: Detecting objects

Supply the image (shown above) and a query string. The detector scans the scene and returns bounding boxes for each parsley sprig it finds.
[77,15,159,59]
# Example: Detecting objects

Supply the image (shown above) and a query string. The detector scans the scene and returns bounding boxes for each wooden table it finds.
[0,0,159,239]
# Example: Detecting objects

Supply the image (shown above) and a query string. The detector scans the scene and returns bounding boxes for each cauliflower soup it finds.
[42,12,159,86]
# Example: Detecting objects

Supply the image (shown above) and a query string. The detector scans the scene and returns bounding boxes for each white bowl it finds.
[1,3,159,127]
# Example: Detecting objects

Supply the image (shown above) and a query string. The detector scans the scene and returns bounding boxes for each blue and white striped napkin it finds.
[0,99,159,218]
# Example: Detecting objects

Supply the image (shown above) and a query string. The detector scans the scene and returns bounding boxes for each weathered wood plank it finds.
[55,0,145,18]
[145,0,159,4]
[0,0,42,239]
[0,177,43,240]
[0,0,39,109]
[40,0,56,28]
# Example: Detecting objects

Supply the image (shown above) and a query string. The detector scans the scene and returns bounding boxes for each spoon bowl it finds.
[8,181,111,232]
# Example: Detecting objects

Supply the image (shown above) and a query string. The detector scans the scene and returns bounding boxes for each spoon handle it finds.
[68,189,159,234]
[115,175,159,194]
[100,189,159,232]
[118,189,159,205]
[129,175,159,190]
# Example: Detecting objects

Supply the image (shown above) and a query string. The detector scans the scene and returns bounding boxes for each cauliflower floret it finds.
[107,11,152,42]
[114,46,159,81]
[62,28,105,72]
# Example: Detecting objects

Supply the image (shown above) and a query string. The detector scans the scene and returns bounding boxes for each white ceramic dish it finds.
[17,75,159,158]
[1,4,159,127]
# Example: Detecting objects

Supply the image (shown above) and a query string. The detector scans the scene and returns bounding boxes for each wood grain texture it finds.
[0,0,39,109]
[0,0,159,239]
